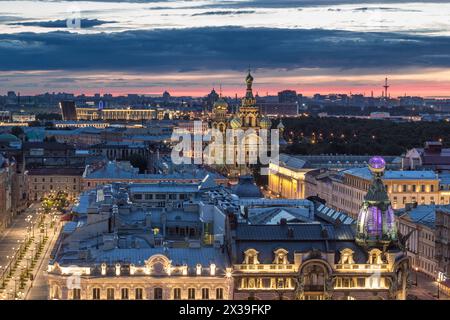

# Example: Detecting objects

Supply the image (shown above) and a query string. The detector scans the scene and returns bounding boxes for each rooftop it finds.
[344,167,437,180]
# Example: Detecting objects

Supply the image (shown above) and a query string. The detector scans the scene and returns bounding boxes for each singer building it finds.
[47,158,410,300]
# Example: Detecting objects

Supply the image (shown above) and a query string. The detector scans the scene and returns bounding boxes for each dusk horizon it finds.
[1,0,450,307]
[0,0,449,97]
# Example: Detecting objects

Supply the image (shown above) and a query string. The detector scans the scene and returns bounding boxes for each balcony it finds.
[335,264,389,272]
[234,264,295,272]
[304,285,325,292]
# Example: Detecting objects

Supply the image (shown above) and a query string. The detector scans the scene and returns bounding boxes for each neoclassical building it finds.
[47,250,233,300]
[47,157,410,300]
[227,157,410,300]
[47,180,233,300]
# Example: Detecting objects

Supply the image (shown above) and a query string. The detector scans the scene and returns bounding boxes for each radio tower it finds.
[383,77,389,98]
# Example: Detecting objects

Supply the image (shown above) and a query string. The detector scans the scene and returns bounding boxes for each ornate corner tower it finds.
[356,156,398,249]
[238,70,260,128]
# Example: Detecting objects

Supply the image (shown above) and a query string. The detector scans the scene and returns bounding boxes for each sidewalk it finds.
[0,210,59,300]
[408,271,450,300]
[26,222,62,300]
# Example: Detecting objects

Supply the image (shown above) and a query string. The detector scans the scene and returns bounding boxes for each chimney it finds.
[321,227,329,238]
[287,227,294,238]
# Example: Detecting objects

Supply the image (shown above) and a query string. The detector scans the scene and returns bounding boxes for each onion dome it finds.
[213,97,228,111]
[356,156,397,248]
[259,116,272,129]
[245,71,254,85]
[277,119,285,130]
[230,116,242,129]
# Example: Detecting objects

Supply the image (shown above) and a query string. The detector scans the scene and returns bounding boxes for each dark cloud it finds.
[0,27,448,72]
[9,19,113,28]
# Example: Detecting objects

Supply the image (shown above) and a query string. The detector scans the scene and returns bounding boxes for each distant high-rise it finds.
[59,100,77,121]
[278,90,298,103]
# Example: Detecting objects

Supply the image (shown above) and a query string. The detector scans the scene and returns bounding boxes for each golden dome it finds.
[213,98,228,111]
[230,117,242,129]
[246,71,254,84]
[260,116,272,129]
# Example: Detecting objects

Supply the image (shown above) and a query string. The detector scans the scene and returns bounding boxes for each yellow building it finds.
[268,154,312,199]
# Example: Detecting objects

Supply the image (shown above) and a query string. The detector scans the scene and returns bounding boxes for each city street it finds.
[0,203,39,271]
[408,271,449,300]
[0,202,60,300]
[26,221,62,300]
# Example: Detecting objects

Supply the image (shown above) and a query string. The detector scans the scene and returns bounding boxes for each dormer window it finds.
[368,249,383,264]
[101,263,107,276]
[244,249,260,265]
[273,249,289,265]
[339,248,355,265]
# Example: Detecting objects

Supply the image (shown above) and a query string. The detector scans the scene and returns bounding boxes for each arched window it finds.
[188,288,196,300]
[302,264,326,292]
[339,248,355,265]
[106,288,115,300]
[52,285,61,300]
[368,249,383,264]
[244,249,260,264]
[72,288,81,300]
[92,287,101,300]
[121,288,129,300]
[201,288,209,300]
[135,288,144,300]
[273,249,289,264]
[173,288,181,300]
[154,287,163,300]
[216,288,224,300]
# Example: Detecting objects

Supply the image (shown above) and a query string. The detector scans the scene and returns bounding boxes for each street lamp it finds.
[13,277,18,299]
[436,279,440,299]
[415,267,419,286]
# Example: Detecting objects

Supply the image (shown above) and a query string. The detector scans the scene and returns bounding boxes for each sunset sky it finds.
[0,0,449,97]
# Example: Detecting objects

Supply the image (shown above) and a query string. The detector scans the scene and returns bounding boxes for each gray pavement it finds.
[408,271,449,300]
[0,203,39,271]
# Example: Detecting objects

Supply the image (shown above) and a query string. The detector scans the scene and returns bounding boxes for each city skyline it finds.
[0,0,449,97]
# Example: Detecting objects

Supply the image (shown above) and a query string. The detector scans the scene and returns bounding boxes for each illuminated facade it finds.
[47,166,410,300]
[76,107,156,121]
[305,166,444,218]
[47,180,233,300]
[208,71,278,178]
[268,154,312,199]
[229,157,410,300]
[229,224,409,300]
[355,157,397,248]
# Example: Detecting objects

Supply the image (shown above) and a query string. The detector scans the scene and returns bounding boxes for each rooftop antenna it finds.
[383,77,389,99]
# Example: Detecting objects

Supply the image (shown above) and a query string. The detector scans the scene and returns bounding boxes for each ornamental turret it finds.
[356,156,397,248]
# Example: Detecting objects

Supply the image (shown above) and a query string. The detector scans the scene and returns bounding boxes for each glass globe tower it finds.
[356,156,397,248]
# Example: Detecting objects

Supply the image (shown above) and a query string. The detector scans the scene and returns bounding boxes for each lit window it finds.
[216,288,224,300]
[92,288,100,300]
[188,288,196,300]
[121,288,129,300]
[106,288,115,300]
[135,288,143,300]
[173,288,181,300]
[72,288,81,300]
[154,287,163,300]
[201,288,209,300]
